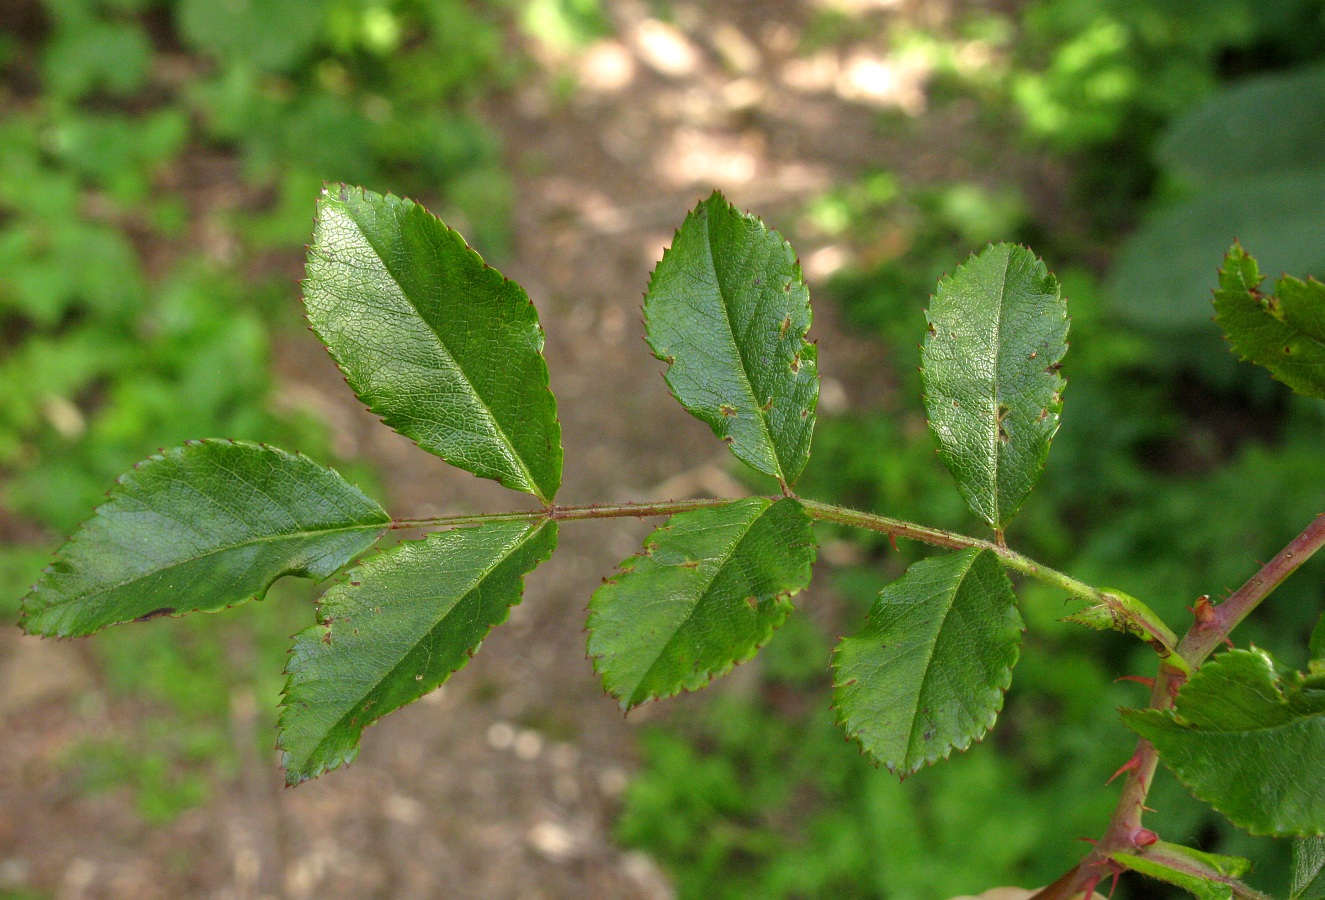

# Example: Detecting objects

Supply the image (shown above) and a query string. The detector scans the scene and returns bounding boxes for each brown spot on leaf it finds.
[134,607,175,622]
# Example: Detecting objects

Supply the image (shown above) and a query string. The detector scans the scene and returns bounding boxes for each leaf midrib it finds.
[987,249,1013,528]
[628,500,773,704]
[326,197,548,501]
[302,523,543,765]
[38,518,387,615]
[701,207,784,483]
[899,550,980,765]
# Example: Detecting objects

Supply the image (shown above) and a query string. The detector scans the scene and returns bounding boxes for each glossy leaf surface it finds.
[1113,842,1263,900]
[644,192,817,486]
[921,244,1067,530]
[832,548,1022,776]
[305,185,562,501]
[1124,649,1325,836]
[587,498,814,710]
[1293,836,1325,899]
[1214,245,1325,399]
[20,441,388,637]
[279,520,557,784]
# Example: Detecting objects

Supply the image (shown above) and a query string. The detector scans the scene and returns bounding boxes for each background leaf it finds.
[921,243,1067,530]
[304,184,562,501]
[1108,171,1325,331]
[587,498,815,710]
[832,548,1023,776]
[1124,648,1325,836]
[1156,67,1325,185]
[279,520,557,784]
[644,192,818,487]
[1214,245,1325,399]
[1293,836,1325,899]
[20,440,388,637]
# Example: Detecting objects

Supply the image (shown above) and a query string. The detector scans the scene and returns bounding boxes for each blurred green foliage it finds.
[617,3,1325,898]
[0,0,520,819]
[1109,67,1325,332]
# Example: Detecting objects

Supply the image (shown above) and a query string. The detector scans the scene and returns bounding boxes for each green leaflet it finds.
[832,548,1022,776]
[1293,836,1325,899]
[1124,648,1325,837]
[644,192,818,487]
[587,498,815,710]
[279,520,557,785]
[1214,245,1325,399]
[20,440,389,638]
[304,185,562,501]
[921,244,1067,531]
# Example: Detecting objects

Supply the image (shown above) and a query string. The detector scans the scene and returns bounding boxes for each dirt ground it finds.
[0,2,1030,897]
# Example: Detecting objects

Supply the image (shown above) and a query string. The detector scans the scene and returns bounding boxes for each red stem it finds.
[1034,512,1325,898]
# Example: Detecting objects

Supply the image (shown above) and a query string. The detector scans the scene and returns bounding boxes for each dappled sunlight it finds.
[656,127,760,188]
[631,19,702,78]
[576,40,636,93]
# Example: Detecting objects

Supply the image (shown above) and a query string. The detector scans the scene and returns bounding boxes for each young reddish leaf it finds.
[832,548,1023,776]
[279,520,557,784]
[1112,841,1265,900]
[921,244,1067,531]
[305,185,563,502]
[644,192,818,487]
[587,498,815,709]
[20,440,388,637]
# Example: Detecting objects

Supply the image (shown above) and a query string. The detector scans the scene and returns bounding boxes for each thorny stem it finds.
[395,499,1325,897]
[1033,512,1325,900]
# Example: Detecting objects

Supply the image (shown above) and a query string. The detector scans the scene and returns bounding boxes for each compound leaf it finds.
[921,244,1067,531]
[1124,648,1325,836]
[644,192,818,487]
[20,440,389,637]
[305,185,562,502]
[587,498,815,710]
[279,520,557,784]
[1112,841,1265,900]
[1294,836,1325,899]
[1214,244,1325,399]
[832,548,1023,776]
